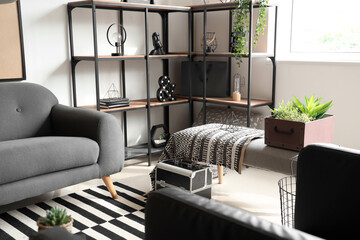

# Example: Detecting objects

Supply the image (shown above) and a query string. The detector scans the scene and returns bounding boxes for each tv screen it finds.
[180,61,229,98]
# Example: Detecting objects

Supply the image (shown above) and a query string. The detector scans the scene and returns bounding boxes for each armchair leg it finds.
[102,176,118,199]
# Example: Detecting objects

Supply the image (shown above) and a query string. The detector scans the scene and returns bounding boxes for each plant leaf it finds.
[292,96,305,112]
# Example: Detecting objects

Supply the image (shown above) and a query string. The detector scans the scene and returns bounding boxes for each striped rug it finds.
[0,182,147,240]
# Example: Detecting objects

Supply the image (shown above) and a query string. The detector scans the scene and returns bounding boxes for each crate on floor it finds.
[155,159,212,199]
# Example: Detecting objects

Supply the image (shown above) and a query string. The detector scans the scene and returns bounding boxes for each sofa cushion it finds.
[0,137,99,185]
[0,82,58,141]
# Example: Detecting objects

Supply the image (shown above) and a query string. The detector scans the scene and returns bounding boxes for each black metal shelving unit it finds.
[189,1,278,127]
[67,1,277,166]
[67,1,191,166]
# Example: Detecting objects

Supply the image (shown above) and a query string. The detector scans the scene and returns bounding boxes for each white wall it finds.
[21,0,72,104]
[276,61,360,149]
[19,0,360,149]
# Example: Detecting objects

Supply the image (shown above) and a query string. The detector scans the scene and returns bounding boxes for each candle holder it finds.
[232,73,241,101]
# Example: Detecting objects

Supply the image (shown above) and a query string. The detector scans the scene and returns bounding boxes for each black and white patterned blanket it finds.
[159,123,264,174]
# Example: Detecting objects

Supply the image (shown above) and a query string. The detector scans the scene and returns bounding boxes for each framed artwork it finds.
[0,0,26,81]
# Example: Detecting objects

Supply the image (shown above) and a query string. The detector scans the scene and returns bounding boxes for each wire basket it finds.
[278,175,296,228]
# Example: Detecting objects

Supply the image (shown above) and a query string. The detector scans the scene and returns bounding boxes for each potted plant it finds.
[37,206,73,233]
[265,95,335,151]
[232,0,268,69]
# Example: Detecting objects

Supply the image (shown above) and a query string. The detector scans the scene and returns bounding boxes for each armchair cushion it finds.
[51,104,124,177]
[0,136,99,185]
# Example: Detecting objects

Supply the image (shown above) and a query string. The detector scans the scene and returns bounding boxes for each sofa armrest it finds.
[295,143,360,239]
[145,188,322,240]
[51,104,124,177]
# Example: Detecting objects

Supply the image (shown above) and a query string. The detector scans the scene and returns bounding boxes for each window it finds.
[291,0,360,53]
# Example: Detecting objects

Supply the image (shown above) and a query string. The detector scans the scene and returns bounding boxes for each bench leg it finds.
[217,165,223,184]
[102,176,118,199]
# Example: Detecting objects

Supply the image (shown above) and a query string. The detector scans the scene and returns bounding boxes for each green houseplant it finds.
[232,0,268,69]
[271,95,333,123]
[37,207,73,233]
[265,95,335,151]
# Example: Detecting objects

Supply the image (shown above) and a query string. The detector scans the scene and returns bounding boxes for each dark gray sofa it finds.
[146,144,360,240]
[0,82,124,206]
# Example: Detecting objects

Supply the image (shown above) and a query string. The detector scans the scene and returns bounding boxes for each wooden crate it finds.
[265,115,335,151]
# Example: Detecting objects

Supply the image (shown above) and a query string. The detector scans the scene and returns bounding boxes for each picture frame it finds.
[0,0,26,81]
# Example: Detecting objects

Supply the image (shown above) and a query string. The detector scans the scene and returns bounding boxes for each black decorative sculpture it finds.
[149,32,165,55]
[156,76,176,102]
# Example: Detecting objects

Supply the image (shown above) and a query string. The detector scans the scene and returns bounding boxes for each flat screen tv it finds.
[180,61,229,98]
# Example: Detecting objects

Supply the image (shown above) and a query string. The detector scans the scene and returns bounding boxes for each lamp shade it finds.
[0,0,16,4]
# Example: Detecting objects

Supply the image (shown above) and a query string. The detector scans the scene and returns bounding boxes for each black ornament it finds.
[149,32,165,55]
[156,76,176,102]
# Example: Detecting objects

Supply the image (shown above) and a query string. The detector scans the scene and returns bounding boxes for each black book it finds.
[100,98,130,106]
[100,103,130,109]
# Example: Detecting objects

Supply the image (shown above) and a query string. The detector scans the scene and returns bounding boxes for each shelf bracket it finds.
[269,56,275,65]
[71,59,81,68]
[68,5,75,12]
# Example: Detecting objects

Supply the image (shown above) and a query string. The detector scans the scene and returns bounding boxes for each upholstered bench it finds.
[243,138,298,175]
[159,124,298,184]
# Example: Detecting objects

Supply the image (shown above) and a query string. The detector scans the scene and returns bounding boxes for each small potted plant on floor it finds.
[37,206,73,233]
[265,95,334,151]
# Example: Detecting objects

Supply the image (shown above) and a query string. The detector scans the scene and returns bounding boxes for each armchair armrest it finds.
[51,104,124,177]
[295,143,360,239]
[146,188,321,240]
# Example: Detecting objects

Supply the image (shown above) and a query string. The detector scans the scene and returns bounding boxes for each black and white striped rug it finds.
[0,182,147,240]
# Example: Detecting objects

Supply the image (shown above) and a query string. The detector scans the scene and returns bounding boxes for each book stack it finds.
[100,98,130,109]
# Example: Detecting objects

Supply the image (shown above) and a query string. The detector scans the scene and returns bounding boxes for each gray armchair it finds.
[0,82,124,206]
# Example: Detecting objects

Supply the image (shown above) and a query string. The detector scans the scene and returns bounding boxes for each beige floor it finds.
[0,155,287,225]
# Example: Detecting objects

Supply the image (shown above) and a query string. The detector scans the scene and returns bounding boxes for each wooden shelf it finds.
[190,2,237,12]
[149,53,189,59]
[176,95,272,108]
[190,2,276,12]
[68,1,274,12]
[68,1,190,12]
[79,101,146,112]
[141,98,189,107]
[79,98,189,112]
[73,53,189,62]
[192,52,274,58]
[74,55,145,61]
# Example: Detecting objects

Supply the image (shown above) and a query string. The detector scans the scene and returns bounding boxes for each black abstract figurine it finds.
[149,32,165,55]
